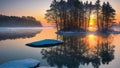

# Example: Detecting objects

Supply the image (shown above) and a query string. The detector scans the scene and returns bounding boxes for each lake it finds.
[0,27,120,68]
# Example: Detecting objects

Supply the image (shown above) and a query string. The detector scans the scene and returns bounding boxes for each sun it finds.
[89,20,94,26]
[88,14,97,31]
[89,14,95,26]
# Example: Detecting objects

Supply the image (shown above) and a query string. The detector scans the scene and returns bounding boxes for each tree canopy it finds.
[45,0,116,32]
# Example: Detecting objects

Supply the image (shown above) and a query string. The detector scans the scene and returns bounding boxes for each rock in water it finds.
[37,66,56,68]
[0,58,40,68]
[26,39,63,48]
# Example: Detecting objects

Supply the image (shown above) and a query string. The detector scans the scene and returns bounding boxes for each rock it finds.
[0,58,40,68]
[37,66,56,68]
[26,39,63,48]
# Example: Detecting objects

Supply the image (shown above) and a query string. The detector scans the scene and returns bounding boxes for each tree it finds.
[45,0,116,33]
[88,1,93,27]
[95,0,101,31]
[0,15,41,27]
[101,2,116,32]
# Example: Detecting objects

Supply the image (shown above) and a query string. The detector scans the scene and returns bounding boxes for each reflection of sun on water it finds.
[87,34,97,50]
[86,34,98,56]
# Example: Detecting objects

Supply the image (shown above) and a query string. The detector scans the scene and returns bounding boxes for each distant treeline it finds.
[0,15,42,27]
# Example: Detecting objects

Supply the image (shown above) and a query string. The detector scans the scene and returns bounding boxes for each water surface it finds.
[0,28,120,68]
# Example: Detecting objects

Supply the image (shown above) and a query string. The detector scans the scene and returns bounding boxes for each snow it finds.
[57,31,85,35]
[57,30,120,36]
[0,58,40,68]
[26,39,63,47]
[108,31,120,34]
[37,66,56,68]
[57,31,92,36]
[57,31,86,34]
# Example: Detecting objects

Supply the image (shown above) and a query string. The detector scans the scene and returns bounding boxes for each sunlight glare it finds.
[87,34,97,49]
[89,20,94,26]
[88,26,97,32]
[89,14,95,26]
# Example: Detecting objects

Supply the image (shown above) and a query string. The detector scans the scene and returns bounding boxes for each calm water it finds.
[0,27,120,68]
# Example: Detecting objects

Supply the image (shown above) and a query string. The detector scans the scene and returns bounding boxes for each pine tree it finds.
[101,2,116,32]
[95,0,101,31]
[45,0,116,33]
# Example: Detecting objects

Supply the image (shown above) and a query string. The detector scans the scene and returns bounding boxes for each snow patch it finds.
[56,31,86,36]
[0,58,40,68]
[37,66,56,68]
[26,39,63,47]
[57,30,120,36]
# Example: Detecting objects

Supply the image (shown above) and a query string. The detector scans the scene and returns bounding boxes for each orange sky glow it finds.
[0,0,120,26]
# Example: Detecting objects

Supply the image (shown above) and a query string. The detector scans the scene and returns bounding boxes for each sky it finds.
[0,0,120,26]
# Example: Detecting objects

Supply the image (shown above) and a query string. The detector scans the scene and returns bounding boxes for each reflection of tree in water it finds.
[0,29,41,41]
[41,34,115,68]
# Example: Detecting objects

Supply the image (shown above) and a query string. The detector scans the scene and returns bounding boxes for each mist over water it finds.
[0,28,120,68]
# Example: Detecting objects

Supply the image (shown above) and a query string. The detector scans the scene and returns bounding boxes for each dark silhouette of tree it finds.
[95,0,101,31]
[88,1,93,27]
[45,0,116,33]
[101,2,116,32]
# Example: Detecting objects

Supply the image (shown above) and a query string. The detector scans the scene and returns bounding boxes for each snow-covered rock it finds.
[0,58,40,68]
[56,31,88,36]
[37,66,56,68]
[26,39,63,47]
[56,30,87,36]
